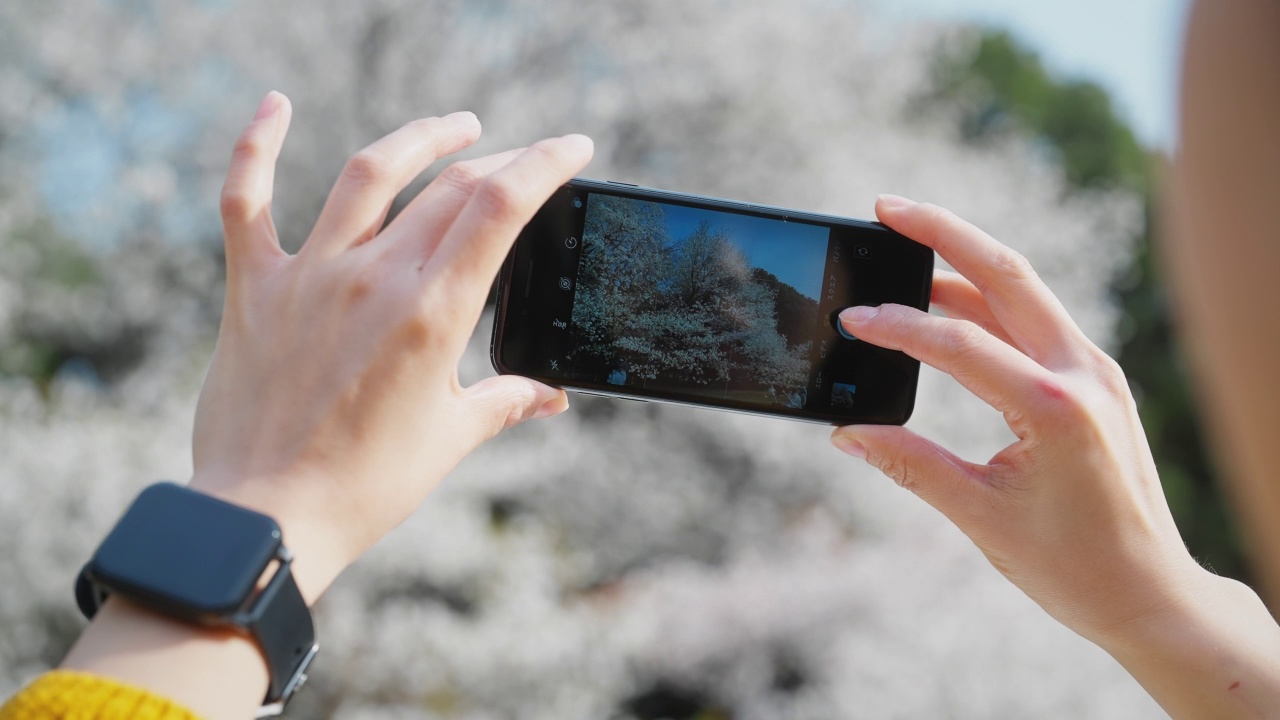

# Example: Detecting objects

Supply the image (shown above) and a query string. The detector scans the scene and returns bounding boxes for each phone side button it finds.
[568,389,647,403]
[607,180,639,187]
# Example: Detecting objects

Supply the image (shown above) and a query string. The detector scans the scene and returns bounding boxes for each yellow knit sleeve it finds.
[0,670,202,720]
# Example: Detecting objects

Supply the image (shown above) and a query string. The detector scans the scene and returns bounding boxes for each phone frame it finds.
[490,178,934,425]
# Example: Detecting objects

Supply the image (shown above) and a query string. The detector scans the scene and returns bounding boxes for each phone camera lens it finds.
[856,245,871,258]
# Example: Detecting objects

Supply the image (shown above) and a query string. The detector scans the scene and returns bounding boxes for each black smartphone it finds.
[490,179,934,425]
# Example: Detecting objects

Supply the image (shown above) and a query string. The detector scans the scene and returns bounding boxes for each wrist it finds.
[188,472,352,604]
[1082,554,1213,651]
[63,596,273,720]
[1092,563,1223,655]
[1099,567,1279,660]
[1094,567,1280,718]
[65,481,323,719]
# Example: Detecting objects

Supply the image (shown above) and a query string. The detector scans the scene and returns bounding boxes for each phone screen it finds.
[492,180,933,425]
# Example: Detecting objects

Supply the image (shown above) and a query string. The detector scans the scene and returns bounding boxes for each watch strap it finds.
[246,553,317,715]
[76,550,317,716]
[74,483,319,717]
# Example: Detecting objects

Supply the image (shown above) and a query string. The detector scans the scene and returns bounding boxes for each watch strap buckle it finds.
[254,642,318,718]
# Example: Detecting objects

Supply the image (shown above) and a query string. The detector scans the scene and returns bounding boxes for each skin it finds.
[60,92,594,719]
[1166,0,1280,607]
[832,197,1280,718]
[832,1,1280,715]
[46,1,1280,714]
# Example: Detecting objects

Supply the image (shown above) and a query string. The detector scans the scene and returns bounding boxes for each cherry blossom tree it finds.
[0,0,1156,717]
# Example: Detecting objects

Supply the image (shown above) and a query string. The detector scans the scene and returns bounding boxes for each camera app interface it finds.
[561,193,841,410]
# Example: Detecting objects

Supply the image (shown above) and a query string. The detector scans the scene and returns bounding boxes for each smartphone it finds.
[490,179,934,425]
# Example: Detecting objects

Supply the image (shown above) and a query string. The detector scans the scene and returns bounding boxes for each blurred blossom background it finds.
[0,0,1224,717]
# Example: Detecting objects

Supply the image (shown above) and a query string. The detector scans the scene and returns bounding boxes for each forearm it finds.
[58,477,343,720]
[60,598,269,720]
[1099,569,1280,719]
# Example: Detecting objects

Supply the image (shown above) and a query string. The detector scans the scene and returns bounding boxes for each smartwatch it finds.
[75,483,318,717]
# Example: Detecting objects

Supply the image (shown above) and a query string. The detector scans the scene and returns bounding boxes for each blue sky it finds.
[869,0,1191,149]
[660,204,830,301]
[30,1,1190,252]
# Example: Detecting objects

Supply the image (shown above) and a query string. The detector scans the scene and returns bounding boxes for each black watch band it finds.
[247,553,318,713]
[74,483,319,717]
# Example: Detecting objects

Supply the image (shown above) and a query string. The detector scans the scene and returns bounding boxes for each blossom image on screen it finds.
[568,194,830,408]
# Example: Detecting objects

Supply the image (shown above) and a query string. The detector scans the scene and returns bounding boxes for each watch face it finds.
[89,483,282,618]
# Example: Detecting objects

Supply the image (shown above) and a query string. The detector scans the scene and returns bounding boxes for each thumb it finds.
[832,424,990,528]
[458,375,569,447]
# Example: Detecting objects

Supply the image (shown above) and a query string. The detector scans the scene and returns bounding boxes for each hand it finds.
[61,93,592,720]
[190,92,594,602]
[830,195,1204,642]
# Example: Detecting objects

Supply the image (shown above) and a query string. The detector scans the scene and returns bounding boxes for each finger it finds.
[456,375,569,449]
[930,269,1018,347]
[840,303,1057,435]
[875,195,1090,369]
[220,91,292,274]
[424,135,593,310]
[374,147,527,263]
[305,111,482,258]
[832,424,993,529]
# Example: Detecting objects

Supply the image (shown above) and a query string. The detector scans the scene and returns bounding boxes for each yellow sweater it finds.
[0,671,200,720]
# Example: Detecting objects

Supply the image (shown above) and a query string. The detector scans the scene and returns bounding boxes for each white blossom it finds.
[0,0,1156,717]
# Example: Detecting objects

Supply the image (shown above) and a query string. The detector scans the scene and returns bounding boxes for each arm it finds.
[831,196,1280,718]
[53,92,593,719]
[1166,0,1280,608]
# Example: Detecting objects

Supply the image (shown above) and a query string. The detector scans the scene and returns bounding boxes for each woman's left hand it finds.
[830,195,1280,719]
[830,195,1201,642]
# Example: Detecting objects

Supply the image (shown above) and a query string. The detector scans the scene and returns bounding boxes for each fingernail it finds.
[839,306,879,324]
[832,434,867,460]
[559,133,594,151]
[253,91,282,121]
[878,194,915,210]
[445,110,480,125]
[532,394,568,419]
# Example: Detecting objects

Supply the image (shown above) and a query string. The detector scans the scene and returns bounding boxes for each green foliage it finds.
[12,219,99,289]
[0,218,103,385]
[1041,81,1148,191]
[936,31,1149,190]
[934,30,1249,583]
[1112,203,1246,578]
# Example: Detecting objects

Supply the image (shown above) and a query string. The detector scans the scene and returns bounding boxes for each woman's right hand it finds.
[62,94,594,720]
[830,195,1280,718]
[188,94,594,603]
